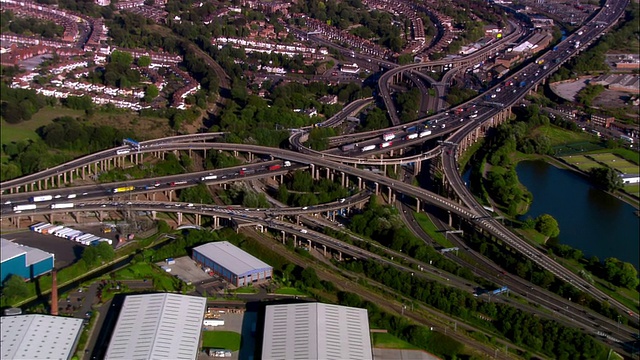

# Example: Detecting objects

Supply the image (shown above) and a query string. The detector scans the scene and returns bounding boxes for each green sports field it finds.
[588,153,639,174]
[560,155,602,171]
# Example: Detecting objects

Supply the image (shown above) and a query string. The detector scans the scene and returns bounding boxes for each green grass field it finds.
[588,153,639,174]
[534,125,595,146]
[1,107,84,145]
[274,287,307,296]
[234,286,259,294]
[113,262,180,291]
[201,331,241,351]
[371,332,418,349]
[623,183,639,197]
[412,212,454,247]
[560,155,602,171]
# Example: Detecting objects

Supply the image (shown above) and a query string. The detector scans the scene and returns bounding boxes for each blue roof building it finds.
[1,238,54,283]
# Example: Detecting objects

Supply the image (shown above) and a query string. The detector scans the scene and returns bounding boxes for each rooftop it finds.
[1,314,84,360]
[1,238,54,265]
[262,302,373,360]
[105,293,206,360]
[193,241,272,276]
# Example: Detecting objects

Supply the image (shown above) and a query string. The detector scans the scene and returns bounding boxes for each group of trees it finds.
[342,259,610,359]
[291,0,410,52]
[587,167,623,192]
[395,87,421,123]
[337,291,464,358]
[575,84,605,107]
[276,170,350,207]
[38,116,133,152]
[464,227,625,323]
[0,84,51,123]
[220,182,271,209]
[0,11,64,38]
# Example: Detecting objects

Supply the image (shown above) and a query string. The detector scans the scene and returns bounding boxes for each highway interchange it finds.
[1,0,638,356]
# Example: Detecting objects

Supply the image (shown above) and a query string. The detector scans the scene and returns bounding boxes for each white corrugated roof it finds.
[1,238,53,266]
[193,241,272,276]
[262,303,373,360]
[1,238,26,263]
[105,293,206,360]
[1,314,84,360]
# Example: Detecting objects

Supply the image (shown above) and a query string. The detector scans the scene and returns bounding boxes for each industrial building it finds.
[1,238,54,283]
[192,241,272,287]
[105,293,206,360]
[262,302,373,360]
[1,314,84,360]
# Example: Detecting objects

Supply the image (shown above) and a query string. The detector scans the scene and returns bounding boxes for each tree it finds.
[144,84,159,103]
[535,214,560,238]
[137,55,151,67]
[2,274,29,304]
[588,167,622,192]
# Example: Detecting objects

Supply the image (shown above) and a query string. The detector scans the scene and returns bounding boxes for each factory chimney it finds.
[50,270,58,316]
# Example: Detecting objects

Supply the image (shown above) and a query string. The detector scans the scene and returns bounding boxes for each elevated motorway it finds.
[0,133,225,192]
[441,0,636,324]
[378,20,524,126]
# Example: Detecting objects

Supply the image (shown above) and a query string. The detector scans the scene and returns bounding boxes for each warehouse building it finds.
[105,293,206,360]
[192,241,272,287]
[1,314,84,360]
[262,302,373,360]
[1,238,54,283]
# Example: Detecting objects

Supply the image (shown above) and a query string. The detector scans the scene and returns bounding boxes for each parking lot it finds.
[2,223,118,269]
[155,256,230,296]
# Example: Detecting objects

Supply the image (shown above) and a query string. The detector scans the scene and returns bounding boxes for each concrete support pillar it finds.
[341,172,345,187]
[375,182,379,195]
[416,198,420,213]
[151,211,157,220]
[308,239,311,248]
[177,212,182,225]
[387,187,393,204]
[195,214,201,226]
[168,190,173,202]
[248,152,253,162]
[281,230,286,244]
[309,164,315,180]
[325,168,330,179]
[280,174,283,184]
[293,234,297,245]
[323,245,327,256]
[358,177,362,190]
[213,216,219,229]
[296,215,300,225]
[448,211,452,227]
[338,251,342,261]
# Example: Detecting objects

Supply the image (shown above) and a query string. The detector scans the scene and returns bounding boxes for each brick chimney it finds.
[50,270,58,316]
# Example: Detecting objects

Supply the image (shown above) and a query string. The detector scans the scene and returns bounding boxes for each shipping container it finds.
[361,145,376,152]
[43,225,63,235]
[32,223,52,232]
[116,149,130,155]
[37,224,56,234]
[100,238,113,245]
[200,175,218,181]
[30,222,48,231]
[405,133,419,140]
[380,141,392,148]
[268,165,282,171]
[112,186,134,193]
[382,132,395,141]
[419,130,432,138]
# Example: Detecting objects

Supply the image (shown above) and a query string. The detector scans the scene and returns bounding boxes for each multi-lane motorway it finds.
[1,0,637,354]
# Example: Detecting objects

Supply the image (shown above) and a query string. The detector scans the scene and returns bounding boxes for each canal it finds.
[516,160,639,269]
